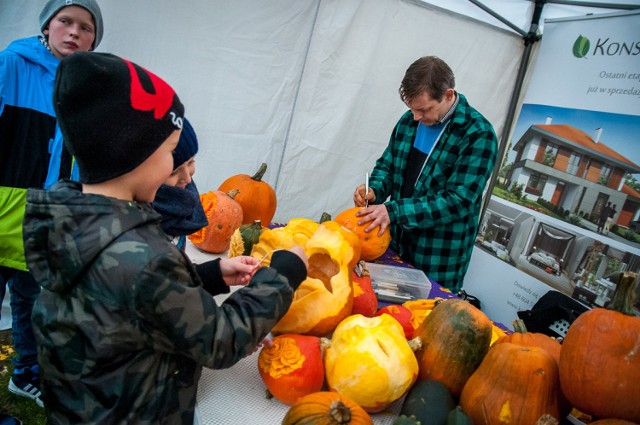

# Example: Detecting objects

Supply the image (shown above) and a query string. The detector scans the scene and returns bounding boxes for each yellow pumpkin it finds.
[270,220,357,337]
[324,314,419,413]
[250,218,319,265]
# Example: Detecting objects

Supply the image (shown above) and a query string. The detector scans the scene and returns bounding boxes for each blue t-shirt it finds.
[414,121,447,155]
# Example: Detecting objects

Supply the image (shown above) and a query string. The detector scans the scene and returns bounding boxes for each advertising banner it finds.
[463,11,640,330]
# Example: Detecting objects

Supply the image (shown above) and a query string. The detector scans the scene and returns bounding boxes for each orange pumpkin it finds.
[375,304,414,339]
[413,298,493,399]
[589,420,640,425]
[187,189,243,253]
[351,262,378,317]
[282,391,373,425]
[257,334,325,405]
[218,163,277,226]
[334,207,391,261]
[494,319,561,366]
[559,272,640,423]
[460,342,562,424]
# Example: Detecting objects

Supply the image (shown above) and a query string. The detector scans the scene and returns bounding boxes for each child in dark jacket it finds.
[22,52,307,424]
[152,118,242,297]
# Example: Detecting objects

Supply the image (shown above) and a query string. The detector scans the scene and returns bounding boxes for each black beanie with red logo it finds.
[53,52,185,184]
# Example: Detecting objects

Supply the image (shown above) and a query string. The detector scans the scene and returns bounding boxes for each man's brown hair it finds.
[398,56,455,104]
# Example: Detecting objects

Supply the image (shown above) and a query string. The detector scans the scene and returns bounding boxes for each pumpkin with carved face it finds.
[258,220,358,337]
[324,314,419,413]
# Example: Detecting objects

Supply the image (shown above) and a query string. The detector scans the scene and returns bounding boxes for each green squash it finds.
[227,220,264,257]
[394,415,421,425]
[399,380,455,425]
[447,406,473,425]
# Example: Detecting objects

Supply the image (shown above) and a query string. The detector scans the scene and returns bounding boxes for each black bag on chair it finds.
[517,290,590,339]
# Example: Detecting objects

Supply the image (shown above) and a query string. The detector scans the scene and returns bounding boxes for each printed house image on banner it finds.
[476,197,640,308]
[508,118,640,229]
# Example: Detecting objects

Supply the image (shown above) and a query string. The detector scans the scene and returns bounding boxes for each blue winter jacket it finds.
[0,36,77,271]
[0,36,78,190]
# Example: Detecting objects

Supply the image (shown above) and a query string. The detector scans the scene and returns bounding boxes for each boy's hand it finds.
[219,256,260,286]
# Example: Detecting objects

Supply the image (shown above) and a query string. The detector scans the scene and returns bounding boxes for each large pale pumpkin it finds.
[250,217,319,263]
[413,298,493,399]
[257,334,325,405]
[460,342,562,424]
[559,272,640,422]
[334,207,390,261]
[282,391,373,425]
[187,190,242,253]
[324,314,419,413]
[270,221,357,337]
[218,163,277,226]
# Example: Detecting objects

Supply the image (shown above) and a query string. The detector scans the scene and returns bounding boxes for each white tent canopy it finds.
[1,0,637,223]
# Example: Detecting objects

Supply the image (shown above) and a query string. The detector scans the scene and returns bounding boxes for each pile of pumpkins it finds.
[188,166,639,424]
[248,215,640,425]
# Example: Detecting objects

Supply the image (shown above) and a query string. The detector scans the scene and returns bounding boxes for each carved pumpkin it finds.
[375,305,414,339]
[257,334,325,405]
[218,163,277,226]
[250,218,319,265]
[460,342,562,424]
[413,298,493,399]
[282,391,373,425]
[228,220,264,257]
[324,314,419,413]
[187,189,243,253]
[334,207,391,261]
[351,262,378,317]
[270,221,357,337]
[559,272,640,422]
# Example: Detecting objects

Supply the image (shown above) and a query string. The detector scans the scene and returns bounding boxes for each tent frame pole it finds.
[477,0,545,220]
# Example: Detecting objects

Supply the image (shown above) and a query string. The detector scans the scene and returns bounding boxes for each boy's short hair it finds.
[39,0,104,50]
[54,52,185,183]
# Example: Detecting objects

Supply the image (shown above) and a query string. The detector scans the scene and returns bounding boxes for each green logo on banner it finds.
[573,35,590,58]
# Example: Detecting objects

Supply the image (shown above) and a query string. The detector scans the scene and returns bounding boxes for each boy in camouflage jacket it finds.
[22,52,308,424]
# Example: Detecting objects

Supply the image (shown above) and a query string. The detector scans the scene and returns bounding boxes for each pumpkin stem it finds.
[251,163,268,182]
[320,337,332,351]
[407,336,422,352]
[319,212,332,223]
[512,318,528,334]
[328,400,352,424]
[608,271,638,316]
[226,189,240,199]
[535,414,559,425]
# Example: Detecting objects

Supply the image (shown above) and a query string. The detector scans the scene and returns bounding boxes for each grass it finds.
[0,329,47,424]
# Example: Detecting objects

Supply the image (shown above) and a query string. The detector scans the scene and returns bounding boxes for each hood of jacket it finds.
[3,36,59,78]
[23,180,164,294]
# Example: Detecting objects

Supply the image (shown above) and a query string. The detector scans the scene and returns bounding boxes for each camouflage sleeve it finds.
[135,252,299,370]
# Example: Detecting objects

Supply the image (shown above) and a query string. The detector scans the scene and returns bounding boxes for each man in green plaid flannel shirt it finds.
[354,56,498,292]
